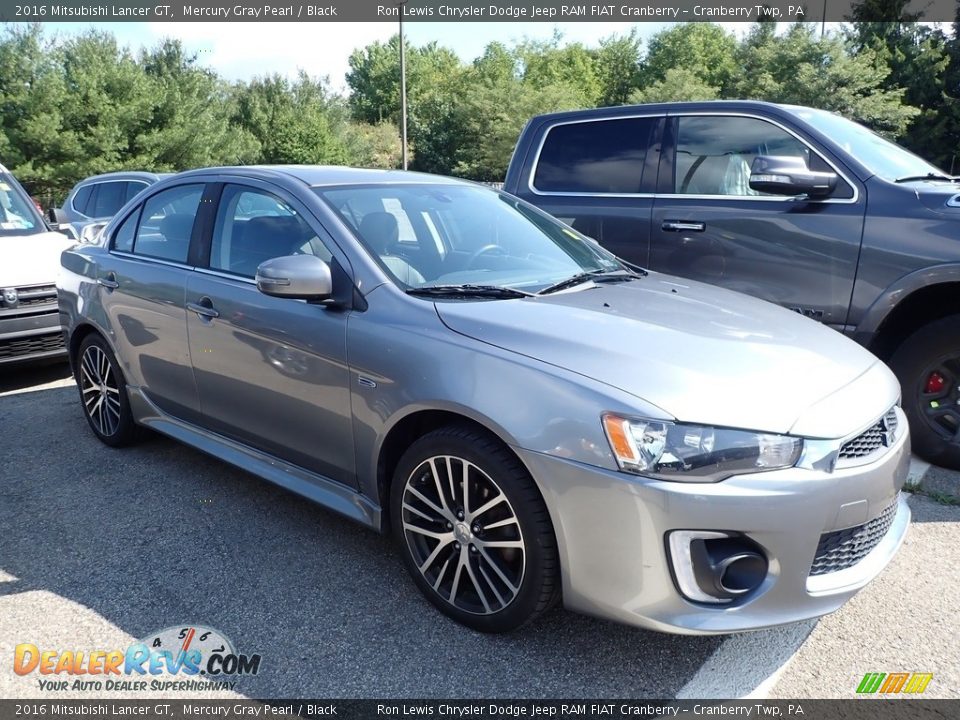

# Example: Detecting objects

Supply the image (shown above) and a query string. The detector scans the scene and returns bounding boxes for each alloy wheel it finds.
[400,455,525,615]
[79,344,122,437]
[918,358,960,441]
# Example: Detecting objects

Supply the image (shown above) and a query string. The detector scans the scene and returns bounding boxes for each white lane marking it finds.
[676,620,817,699]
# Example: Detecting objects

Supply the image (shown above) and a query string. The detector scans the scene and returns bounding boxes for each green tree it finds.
[233,73,347,165]
[629,68,720,104]
[733,23,918,138]
[595,29,643,106]
[642,24,738,95]
[139,39,257,170]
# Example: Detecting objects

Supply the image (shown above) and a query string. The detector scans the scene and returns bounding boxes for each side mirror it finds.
[749,155,838,198]
[46,207,74,235]
[256,255,333,301]
[47,207,68,225]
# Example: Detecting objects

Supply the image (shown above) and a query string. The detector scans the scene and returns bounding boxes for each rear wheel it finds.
[889,315,960,469]
[75,334,137,447]
[390,425,560,633]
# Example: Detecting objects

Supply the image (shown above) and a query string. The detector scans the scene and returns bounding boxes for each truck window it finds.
[533,117,655,194]
[675,116,810,196]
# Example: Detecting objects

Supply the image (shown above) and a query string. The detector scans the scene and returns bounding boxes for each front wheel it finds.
[75,334,137,447]
[390,425,560,633]
[889,315,960,469]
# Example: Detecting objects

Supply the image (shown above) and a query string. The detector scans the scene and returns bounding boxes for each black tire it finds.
[390,425,560,633]
[889,315,960,470]
[75,334,138,448]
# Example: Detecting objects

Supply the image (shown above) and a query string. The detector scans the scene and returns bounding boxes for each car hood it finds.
[435,274,893,437]
[0,231,74,287]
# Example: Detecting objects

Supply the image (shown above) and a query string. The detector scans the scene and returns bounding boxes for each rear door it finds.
[516,114,663,266]
[185,181,356,487]
[100,182,208,422]
[649,113,866,328]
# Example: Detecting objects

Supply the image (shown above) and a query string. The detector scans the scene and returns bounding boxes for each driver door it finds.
[186,182,356,487]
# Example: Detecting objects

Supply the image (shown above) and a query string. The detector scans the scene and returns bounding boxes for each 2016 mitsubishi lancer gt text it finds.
[58,166,910,634]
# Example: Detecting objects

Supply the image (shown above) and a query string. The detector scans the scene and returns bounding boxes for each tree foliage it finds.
[2,17,958,199]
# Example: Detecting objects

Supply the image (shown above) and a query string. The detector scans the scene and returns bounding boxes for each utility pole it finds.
[398,0,409,170]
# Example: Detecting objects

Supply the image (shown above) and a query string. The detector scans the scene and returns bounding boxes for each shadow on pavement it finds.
[0,361,72,395]
[0,385,722,698]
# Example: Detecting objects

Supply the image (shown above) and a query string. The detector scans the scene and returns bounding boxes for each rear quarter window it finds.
[533,117,656,194]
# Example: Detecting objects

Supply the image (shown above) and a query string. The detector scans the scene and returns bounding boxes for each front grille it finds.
[0,284,57,312]
[838,408,899,460]
[17,284,57,307]
[809,494,900,576]
[0,332,65,360]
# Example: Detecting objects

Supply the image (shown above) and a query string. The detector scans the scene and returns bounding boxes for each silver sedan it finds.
[58,166,909,633]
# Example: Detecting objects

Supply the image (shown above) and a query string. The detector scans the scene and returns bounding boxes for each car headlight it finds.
[602,414,803,482]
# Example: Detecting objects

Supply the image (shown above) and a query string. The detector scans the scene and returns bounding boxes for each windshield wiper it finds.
[538,269,640,295]
[894,173,958,184]
[406,284,533,299]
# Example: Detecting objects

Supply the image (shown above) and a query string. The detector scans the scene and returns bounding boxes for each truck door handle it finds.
[662,221,706,232]
[187,299,220,319]
[97,273,119,290]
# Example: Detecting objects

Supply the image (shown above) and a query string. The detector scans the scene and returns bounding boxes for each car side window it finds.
[112,209,139,253]
[533,117,656,194]
[210,185,329,278]
[130,184,204,263]
[125,181,149,203]
[90,182,126,217]
[72,185,94,215]
[675,116,811,196]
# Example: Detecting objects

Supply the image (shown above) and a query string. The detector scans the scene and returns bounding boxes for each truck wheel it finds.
[889,316,960,470]
[390,425,560,633]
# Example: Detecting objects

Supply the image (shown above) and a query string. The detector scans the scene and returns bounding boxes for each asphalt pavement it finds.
[0,363,957,699]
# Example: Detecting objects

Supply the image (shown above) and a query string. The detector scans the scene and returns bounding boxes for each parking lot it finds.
[1,364,958,699]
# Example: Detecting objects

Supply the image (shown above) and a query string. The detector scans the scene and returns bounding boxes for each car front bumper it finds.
[518,413,911,635]
[0,306,67,365]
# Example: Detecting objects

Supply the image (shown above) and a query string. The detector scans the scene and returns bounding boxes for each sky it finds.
[40,21,683,91]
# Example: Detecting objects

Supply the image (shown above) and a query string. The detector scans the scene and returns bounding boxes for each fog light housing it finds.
[668,531,769,604]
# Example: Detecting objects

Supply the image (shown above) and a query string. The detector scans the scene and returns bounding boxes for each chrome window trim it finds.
[527,112,663,198]
[71,180,151,217]
[108,249,194,271]
[194,267,257,286]
[527,111,859,205]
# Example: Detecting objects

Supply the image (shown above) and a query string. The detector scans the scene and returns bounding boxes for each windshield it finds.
[316,183,624,293]
[788,107,945,182]
[0,172,45,237]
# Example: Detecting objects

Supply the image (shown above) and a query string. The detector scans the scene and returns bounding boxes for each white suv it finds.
[0,164,72,365]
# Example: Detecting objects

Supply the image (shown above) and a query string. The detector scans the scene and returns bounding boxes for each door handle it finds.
[97,273,119,290]
[662,221,706,232]
[187,299,220,319]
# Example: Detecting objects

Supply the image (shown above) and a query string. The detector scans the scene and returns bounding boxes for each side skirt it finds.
[127,387,383,531]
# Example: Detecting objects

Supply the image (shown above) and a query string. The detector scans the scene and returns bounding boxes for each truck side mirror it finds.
[749,155,838,198]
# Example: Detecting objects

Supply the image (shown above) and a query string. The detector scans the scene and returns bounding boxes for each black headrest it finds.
[358,212,399,254]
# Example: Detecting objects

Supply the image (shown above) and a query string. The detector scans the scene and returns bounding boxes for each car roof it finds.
[171,165,467,188]
[76,171,171,184]
[528,99,798,124]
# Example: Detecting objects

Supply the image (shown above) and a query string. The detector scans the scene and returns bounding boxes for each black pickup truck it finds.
[504,100,960,469]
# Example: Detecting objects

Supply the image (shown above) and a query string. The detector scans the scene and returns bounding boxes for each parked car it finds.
[0,163,72,366]
[59,166,909,634]
[505,100,960,470]
[49,171,169,242]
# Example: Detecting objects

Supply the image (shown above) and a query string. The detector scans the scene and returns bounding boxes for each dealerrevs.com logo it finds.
[13,625,261,693]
